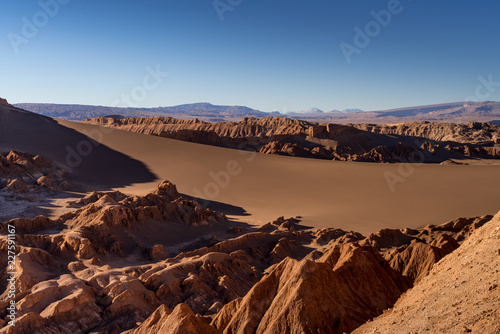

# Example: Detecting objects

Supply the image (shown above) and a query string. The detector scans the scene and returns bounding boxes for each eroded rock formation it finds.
[84,116,500,163]
[353,121,500,144]
[0,151,69,192]
[0,185,495,334]
[353,211,500,334]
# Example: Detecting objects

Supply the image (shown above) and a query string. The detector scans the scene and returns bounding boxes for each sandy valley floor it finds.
[54,120,500,235]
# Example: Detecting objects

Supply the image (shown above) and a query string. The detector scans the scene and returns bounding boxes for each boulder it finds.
[3,179,29,193]
[36,176,56,189]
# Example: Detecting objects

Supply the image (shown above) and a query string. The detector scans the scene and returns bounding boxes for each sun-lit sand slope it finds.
[55,119,500,235]
[1,104,499,234]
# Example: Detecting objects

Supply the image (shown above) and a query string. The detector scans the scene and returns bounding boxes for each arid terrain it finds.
[15,101,500,124]
[4,0,500,332]
[84,115,500,163]
[0,98,499,333]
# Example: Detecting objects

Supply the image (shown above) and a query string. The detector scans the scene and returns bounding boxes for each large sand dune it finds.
[0,104,156,188]
[56,120,500,235]
[2,105,499,234]
[1,105,500,333]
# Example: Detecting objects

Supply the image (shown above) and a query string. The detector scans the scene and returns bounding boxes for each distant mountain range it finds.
[12,102,272,122]
[285,107,365,115]
[13,101,500,124]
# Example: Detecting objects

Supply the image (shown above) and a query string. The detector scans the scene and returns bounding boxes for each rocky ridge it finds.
[354,211,500,334]
[353,121,500,144]
[0,151,69,192]
[84,116,500,163]
[0,180,496,333]
[0,151,75,222]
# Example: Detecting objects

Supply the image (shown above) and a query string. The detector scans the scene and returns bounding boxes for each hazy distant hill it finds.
[13,102,271,122]
[14,101,500,123]
[285,102,500,124]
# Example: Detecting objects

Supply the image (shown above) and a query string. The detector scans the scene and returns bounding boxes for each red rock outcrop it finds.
[353,211,500,334]
[132,304,219,334]
[363,215,492,283]
[3,179,29,193]
[1,275,102,334]
[84,116,500,163]
[2,181,226,261]
[353,121,500,144]
[140,252,260,314]
[0,151,69,191]
[213,243,409,334]
[0,173,496,334]
[388,236,458,283]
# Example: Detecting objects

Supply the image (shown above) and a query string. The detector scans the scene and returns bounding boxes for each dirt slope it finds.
[353,211,500,334]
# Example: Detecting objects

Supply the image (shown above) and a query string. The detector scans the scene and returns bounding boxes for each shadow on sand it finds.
[0,105,157,190]
[182,194,251,217]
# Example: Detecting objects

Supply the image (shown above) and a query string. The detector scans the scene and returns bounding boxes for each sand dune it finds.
[83,115,500,163]
[2,105,499,234]
[0,104,156,189]
[1,106,500,333]
[53,119,500,235]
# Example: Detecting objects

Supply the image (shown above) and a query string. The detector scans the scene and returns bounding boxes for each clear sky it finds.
[1,0,500,112]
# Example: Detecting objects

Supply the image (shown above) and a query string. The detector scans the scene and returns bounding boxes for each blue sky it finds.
[1,0,500,112]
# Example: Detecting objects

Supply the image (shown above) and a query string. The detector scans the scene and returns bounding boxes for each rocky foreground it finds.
[0,151,74,222]
[84,116,500,163]
[0,151,70,193]
[354,212,500,334]
[0,176,498,333]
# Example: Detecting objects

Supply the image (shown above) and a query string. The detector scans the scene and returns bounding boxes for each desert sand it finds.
[83,116,500,163]
[1,104,499,234]
[2,177,497,333]
[59,120,500,235]
[1,104,500,333]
